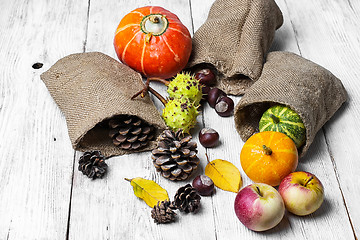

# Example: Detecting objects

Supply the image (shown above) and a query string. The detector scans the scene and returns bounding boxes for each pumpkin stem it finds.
[262,145,272,155]
[141,14,169,36]
[149,15,160,23]
[269,114,280,124]
[304,176,314,187]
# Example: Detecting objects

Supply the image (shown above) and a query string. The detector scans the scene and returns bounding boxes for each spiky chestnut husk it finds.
[167,73,203,106]
[162,98,199,134]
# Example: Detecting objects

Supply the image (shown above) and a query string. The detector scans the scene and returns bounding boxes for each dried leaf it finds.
[125,177,169,207]
[205,159,242,193]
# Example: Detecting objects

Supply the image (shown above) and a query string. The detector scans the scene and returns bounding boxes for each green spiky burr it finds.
[162,98,199,134]
[167,73,203,106]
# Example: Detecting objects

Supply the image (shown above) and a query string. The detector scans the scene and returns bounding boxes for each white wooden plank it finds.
[0,0,88,239]
[283,0,360,238]
[68,1,216,239]
[191,0,355,238]
[190,0,214,32]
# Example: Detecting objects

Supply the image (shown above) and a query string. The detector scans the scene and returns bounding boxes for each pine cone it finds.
[78,151,107,179]
[151,129,200,181]
[151,200,176,224]
[108,115,155,150]
[172,184,201,213]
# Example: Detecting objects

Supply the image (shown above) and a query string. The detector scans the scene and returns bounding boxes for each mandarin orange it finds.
[240,131,298,186]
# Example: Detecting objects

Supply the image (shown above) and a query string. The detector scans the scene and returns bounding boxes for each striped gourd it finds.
[259,105,306,148]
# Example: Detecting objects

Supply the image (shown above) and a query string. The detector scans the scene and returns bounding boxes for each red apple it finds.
[234,183,285,231]
[278,171,324,216]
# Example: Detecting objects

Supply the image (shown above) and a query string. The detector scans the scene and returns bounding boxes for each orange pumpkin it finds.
[240,131,298,186]
[114,6,192,79]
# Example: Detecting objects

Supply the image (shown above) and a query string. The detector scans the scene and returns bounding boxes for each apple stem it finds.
[256,186,263,197]
[269,114,280,124]
[124,178,132,182]
[304,176,314,187]
[262,145,272,155]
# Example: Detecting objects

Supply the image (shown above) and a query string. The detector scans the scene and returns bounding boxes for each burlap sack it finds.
[187,0,283,95]
[234,52,347,157]
[41,52,166,157]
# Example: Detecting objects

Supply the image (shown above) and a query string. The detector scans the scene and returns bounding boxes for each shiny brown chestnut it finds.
[207,87,226,108]
[199,127,219,148]
[195,69,216,86]
[192,175,215,196]
[201,85,211,101]
[215,96,234,117]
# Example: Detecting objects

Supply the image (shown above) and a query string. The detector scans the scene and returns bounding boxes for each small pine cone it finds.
[151,129,200,181]
[78,151,107,179]
[108,115,155,150]
[172,184,201,213]
[151,200,176,224]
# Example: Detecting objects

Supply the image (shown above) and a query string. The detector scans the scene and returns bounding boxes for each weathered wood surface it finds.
[0,0,88,239]
[0,0,359,239]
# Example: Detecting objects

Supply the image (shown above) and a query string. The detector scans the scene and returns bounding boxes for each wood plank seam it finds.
[346,0,354,12]
[188,0,195,37]
[283,1,302,56]
[6,222,10,240]
[322,128,358,240]
[83,0,91,53]
[66,0,92,237]
[66,151,78,240]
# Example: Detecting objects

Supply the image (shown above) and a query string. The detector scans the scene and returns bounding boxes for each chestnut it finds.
[195,69,216,86]
[215,96,234,117]
[201,85,211,101]
[207,87,226,108]
[199,127,219,148]
[192,175,215,196]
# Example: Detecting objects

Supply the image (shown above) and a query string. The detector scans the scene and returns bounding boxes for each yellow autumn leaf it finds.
[205,159,242,193]
[125,177,169,208]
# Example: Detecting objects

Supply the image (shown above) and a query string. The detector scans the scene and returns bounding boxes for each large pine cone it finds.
[151,200,176,224]
[172,184,201,213]
[151,129,200,181]
[108,115,155,150]
[78,150,107,179]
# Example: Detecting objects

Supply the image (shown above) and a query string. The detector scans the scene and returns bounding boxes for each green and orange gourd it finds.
[259,105,306,148]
